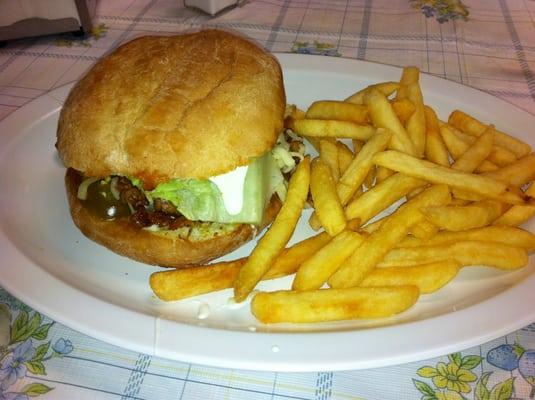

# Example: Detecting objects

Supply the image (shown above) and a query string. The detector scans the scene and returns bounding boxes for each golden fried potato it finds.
[372,150,523,204]
[328,185,451,288]
[364,88,416,155]
[292,119,376,140]
[306,100,368,124]
[293,230,365,291]
[345,82,400,104]
[251,286,419,323]
[345,173,426,225]
[448,110,530,158]
[420,200,505,231]
[404,83,426,157]
[234,157,311,302]
[360,260,461,294]
[424,106,450,167]
[397,226,535,250]
[451,126,495,172]
[310,158,347,236]
[380,241,528,270]
[150,232,332,302]
[319,139,340,181]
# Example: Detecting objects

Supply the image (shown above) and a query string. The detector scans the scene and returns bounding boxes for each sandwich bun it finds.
[56,29,286,266]
[56,29,286,188]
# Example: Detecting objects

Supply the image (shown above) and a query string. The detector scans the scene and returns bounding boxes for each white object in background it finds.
[0,0,80,26]
[184,0,238,15]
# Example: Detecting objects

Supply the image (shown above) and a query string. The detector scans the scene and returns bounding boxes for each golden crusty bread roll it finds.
[56,29,285,189]
[56,29,287,267]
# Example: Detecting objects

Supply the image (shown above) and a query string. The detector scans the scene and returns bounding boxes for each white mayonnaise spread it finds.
[209,165,248,215]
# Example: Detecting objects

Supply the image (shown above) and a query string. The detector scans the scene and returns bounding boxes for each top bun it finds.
[56,29,285,188]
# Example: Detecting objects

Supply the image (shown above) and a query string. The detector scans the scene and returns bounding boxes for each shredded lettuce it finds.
[271,130,305,173]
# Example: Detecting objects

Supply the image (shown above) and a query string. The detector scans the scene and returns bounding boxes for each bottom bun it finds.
[65,169,281,267]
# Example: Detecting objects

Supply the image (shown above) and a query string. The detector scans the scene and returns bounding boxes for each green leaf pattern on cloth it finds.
[410,0,469,23]
[0,296,75,399]
[414,345,535,400]
[54,23,108,47]
[291,41,341,57]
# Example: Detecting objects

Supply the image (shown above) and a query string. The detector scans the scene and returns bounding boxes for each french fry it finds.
[439,123,498,172]
[150,232,332,301]
[424,106,449,167]
[397,66,419,101]
[292,230,365,291]
[492,203,535,227]
[364,88,416,156]
[410,219,439,240]
[372,150,524,204]
[451,125,495,172]
[360,261,461,294]
[420,200,505,231]
[345,82,400,104]
[492,183,535,227]
[448,110,531,158]
[450,186,523,206]
[361,216,385,234]
[309,141,353,230]
[328,185,451,288]
[399,66,420,90]
[473,161,499,173]
[265,232,332,279]
[397,226,535,250]
[234,157,311,302]
[336,128,392,205]
[450,197,470,206]
[345,173,426,225]
[439,122,468,158]
[447,123,516,167]
[483,153,535,186]
[319,139,340,181]
[337,141,355,174]
[375,166,394,184]
[379,241,528,270]
[306,101,368,124]
[310,158,347,236]
[308,214,322,231]
[404,82,426,157]
[292,119,376,140]
[309,131,391,230]
[150,259,244,302]
[251,286,419,323]
[391,98,416,124]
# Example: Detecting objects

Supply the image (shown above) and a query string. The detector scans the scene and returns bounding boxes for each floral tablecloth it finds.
[1,0,535,399]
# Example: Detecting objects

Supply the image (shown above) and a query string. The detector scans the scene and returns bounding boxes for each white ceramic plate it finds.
[0,54,534,372]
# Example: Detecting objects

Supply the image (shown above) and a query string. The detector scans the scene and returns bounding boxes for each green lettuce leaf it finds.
[149,152,284,225]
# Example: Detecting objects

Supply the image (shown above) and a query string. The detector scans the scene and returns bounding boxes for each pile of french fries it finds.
[150,67,535,324]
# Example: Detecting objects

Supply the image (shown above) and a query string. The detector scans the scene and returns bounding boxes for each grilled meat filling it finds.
[78,171,191,230]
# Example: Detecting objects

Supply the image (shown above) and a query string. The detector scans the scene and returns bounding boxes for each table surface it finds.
[1,0,535,399]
